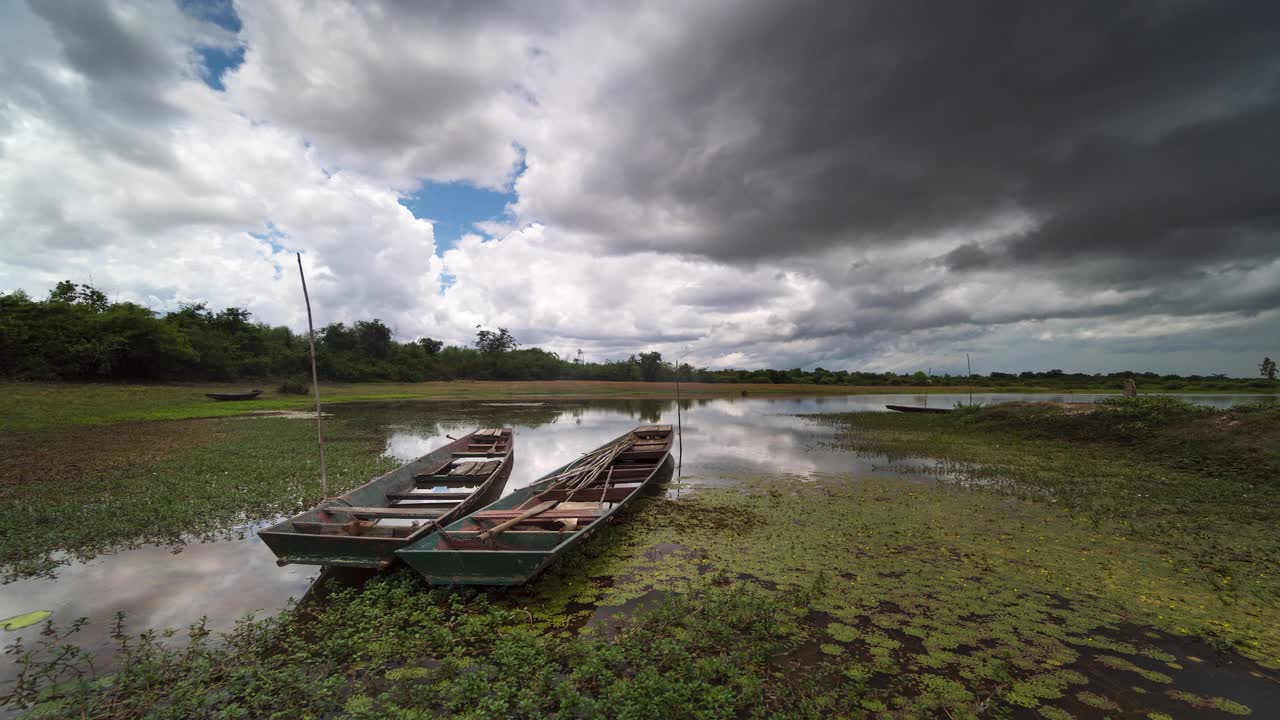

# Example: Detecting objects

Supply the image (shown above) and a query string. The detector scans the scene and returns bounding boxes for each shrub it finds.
[278,376,310,395]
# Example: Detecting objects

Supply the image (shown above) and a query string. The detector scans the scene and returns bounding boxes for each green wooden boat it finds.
[259,428,513,569]
[397,425,674,586]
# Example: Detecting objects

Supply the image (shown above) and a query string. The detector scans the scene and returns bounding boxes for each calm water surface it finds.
[1,392,1271,688]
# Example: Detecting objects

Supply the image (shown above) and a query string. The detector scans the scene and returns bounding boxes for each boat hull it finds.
[884,404,952,414]
[206,391,262,401]
[260,430,513,568]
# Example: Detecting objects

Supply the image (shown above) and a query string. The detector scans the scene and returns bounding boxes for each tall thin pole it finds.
[675,357,683,475]
[966,353,973,407]
[297,253,328,498]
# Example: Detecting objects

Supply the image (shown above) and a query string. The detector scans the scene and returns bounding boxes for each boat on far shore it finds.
[205,389,263,401]
[885,404,952,414]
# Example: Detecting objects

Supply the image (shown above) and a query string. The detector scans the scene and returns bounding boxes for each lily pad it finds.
[1,610,51,630]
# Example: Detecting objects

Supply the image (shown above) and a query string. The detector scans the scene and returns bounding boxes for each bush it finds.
[278,376,310,395]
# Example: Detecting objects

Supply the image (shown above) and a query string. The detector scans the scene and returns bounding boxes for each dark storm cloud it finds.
[557,0,1280,282]
[30,2,184,123]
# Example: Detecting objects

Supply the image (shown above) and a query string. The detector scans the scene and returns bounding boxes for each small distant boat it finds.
[398,425,674,586]
[260,428,514,569]
[205,390,263,401]
[885,404,952,414]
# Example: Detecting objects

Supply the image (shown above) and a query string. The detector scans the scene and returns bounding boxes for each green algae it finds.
[1166,688,1252,715]
[10,406,1279,717]
[516,473,1276,716]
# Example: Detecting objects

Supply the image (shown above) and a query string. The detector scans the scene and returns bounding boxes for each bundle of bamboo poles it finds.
[473,437,635,542]
[544,437,635,491]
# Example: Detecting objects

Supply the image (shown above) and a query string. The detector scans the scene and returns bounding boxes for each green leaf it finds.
[1,610,52,630]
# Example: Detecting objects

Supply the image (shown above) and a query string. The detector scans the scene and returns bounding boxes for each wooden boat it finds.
[206,389,263,401]
[885,404,952,414]
[259,428,514,569]
[397,425,673,586]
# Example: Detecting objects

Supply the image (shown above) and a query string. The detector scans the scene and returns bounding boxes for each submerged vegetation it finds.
[817,397,1280,607]
[7,477,1277,717]
[0,416,397,581]
[5,397,1280,717]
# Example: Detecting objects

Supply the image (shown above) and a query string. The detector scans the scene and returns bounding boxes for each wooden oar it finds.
[476,500,559,541]
[474,437,637,543]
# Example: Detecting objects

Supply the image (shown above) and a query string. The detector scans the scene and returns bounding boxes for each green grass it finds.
[0,380,953,432]
[8,380,1270,432]
[8,475,1277,718]
[4,396,1279,717]
[809,398,1280,609]
[0,416,397,581]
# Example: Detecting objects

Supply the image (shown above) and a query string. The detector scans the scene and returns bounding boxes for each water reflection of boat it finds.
[205,389,262,401]
[260,428,513,569]
[885,404,952,414]
[398,425,673,586]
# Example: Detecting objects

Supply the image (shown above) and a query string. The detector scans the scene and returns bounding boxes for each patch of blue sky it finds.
[400,181,517,253]
[179,0,241,31]
[180,0,245,91]
[249,223,288,253]
[195,45,245,91]
[250,224,290,280]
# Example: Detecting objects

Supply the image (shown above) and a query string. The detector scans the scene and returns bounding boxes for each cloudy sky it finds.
[1,1,1277,375]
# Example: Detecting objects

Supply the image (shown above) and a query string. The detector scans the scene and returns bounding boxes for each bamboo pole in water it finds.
[675,360,683,473]
[966,353,973,407]
[297,253,328,498]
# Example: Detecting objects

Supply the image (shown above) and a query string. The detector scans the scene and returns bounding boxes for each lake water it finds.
[1,392,1272,691]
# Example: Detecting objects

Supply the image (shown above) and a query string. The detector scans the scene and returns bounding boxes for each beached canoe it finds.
[260,428,514,569]
[884,404,952,414]
[397,425,674,586]
[206,390,263,401]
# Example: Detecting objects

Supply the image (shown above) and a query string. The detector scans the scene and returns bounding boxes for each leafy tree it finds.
[5,280,1279,389]
[638,351,663,382]
[49,281,109,312]
[475,327,518,354]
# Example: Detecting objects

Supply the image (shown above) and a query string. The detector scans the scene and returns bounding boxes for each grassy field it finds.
[0,415,399,581]
[1,377,1267,436]
[4,394,1280,717]
[0,381,956,432]
[4,379,1271,432]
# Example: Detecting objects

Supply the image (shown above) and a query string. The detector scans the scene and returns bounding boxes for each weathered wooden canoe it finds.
[259,428,514,569]
[206,390,263,401]
[884,404,952,414]
[397,425,673,586]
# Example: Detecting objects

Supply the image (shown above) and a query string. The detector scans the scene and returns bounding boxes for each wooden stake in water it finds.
[297,253,328,498]
[675,357,684,475]
[966,353,973,407]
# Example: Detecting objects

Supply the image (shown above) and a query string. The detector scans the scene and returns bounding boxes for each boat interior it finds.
[293,428,512,540]
[435,426,673,550]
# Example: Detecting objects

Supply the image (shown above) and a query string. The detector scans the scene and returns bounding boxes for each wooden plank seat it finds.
[470,506,604,522]
[385,491,473,502]
[319,506,450,519]
[447,460,500,476]
[536,487,635,503]
[450,461,479,475]
[412,475,484,487]
[291,521,417,538]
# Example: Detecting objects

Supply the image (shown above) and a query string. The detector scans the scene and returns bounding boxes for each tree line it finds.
[0,282,1275,391]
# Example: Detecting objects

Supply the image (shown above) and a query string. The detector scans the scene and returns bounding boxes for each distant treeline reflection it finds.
[1,281,1274,391]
